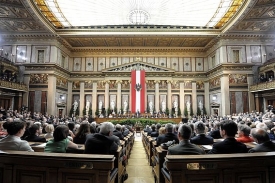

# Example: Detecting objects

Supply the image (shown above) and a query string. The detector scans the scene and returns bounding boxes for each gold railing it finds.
[249,80,275,92]
[0,80,28,91]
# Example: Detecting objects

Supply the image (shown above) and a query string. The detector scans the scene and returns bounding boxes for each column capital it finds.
[116,80,123,84]
[154,80,160,84]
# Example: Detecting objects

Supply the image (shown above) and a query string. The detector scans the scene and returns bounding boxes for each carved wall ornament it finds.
[121,80,130,89]
[109,80,117,89]
[184,81,192,89]
[84,81,93,89]
[56,76,67,87]
[196,81,204,89]
[29,74,48,84]
[171,80,180,89]
[97,80,105,89]
[72,81,80,89]
[146,80,155,89]
[229,74,247,84]
[159,80,168,89]
[209,77,221,88]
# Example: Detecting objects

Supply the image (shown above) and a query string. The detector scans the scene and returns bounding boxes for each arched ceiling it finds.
[0,0,274,51]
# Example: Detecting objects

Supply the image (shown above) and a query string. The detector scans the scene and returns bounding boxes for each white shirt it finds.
[0,135,34,152]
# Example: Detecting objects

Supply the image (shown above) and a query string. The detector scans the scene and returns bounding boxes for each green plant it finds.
[178,107,182,116]
[88,107,92,116]
[203,105,207,115]
[95,108,99,116]
[107,108,111,115]
[69,105,74,117]
[110,118,176,128]
[165,107,169,115]
[82,108,86,116]
[75,106,79,116]
[190,104,194,117]
[184,104,188,117]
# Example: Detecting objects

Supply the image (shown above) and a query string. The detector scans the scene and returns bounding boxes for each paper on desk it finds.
[35,143,46,147]
[202,145,212,150]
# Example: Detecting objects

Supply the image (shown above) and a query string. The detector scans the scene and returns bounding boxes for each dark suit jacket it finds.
[24,135,47,142]
[249,141,275,153]
[113,130,124,140]
[208,138,248,154]
[150,131,159,137]
[209,130,222,139]
[190,134,214,145]
[156,133,179,146]
[84,133,118,155]
[168,140,205,155]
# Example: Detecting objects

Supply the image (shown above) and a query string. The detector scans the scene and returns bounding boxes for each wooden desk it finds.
[0,150,117,183]
[162,152,275,183]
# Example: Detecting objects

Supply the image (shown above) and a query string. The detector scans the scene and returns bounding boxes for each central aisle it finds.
[124,134,154,183]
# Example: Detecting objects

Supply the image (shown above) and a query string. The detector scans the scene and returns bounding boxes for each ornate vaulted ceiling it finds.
[0,0,274,51]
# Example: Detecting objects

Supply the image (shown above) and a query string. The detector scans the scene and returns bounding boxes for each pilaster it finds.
[155,80,160,112]
[79,81,85,116]
[47,75,56,115]
[220,74,230,116]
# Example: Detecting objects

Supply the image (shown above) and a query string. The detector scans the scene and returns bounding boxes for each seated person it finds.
[236,124,254,143]
[24,124,46,142]
[45,125,78,153]
[167,124,205,155]
[147,124,156,136]
[209,121,222,139]
[84,122,118,155]
[151,123,161,137]
[73,122,91,144]
[113,124,124,140]
[249,128,275,152]
[208,120,248,154]
[44,124,54,140]
[0,121,34,151]
[156,123,179,146]
[190,121,214,145]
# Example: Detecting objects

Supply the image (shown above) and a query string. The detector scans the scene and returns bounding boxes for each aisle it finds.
[124,134,154,183]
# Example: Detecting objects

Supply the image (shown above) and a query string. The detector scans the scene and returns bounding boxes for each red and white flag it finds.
[131,70,145,113]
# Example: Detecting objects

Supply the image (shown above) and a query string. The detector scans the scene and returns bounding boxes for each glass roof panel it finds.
[41,0,240,28]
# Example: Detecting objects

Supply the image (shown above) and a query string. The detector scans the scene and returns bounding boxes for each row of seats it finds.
[142,131,275,183]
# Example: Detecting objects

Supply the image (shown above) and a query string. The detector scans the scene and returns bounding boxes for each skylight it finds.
[37,0,243,28]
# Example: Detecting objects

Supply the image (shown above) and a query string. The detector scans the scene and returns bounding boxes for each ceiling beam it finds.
[0,2,24,8]
[0,17,34,21]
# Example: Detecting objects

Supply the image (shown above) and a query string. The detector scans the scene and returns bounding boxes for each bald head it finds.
[251,128,270,143]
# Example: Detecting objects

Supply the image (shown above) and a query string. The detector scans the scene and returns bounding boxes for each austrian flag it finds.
[131,70,145,113]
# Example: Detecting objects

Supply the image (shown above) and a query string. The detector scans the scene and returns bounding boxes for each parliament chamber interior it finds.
[1,0,275,183]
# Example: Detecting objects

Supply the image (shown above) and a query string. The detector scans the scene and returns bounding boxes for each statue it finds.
[99,100,103,110]
[199,100,203,111]
[86,100,90,110]
[123,100,128,113]
[161,100,166,113]
[110,100,115,111]
[186,101,191,112]
[149,101,153,113]
[173,99,178,112]
[73,100,78,112]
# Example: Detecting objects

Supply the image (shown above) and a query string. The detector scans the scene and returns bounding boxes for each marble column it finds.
[79,81,85,117]
[105,81,110,112]
[23,75,30,107]
[167,81,172,109]
[192,82,197,114]
[67,81,73,115]
[47,75,56,116]
[155,80,160,112]
[247,74,255,112]
[179,82,185,115]
[204,81,210,115]
[117,80,122,110]
[220,74,230,116]
[92,81,97,115]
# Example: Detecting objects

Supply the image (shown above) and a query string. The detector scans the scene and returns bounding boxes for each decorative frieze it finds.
[29,74,48,84]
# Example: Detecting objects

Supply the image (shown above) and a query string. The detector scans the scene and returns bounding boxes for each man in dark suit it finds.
[85,122,118,155]
[167,124,205,155]
[249,128,275,153]
[24,123,47,142]
[209,121,222,139]
[191,121,214,145]
[113,124,124,140]
[208,120,248,154]
[156,123,179,146]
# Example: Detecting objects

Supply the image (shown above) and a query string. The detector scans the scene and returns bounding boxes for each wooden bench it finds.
[0,150,117,183]
[162,152,275,183]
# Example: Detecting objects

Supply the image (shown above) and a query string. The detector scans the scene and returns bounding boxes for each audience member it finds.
[190,121,214,145]
[156,123,179,146]
[84,122,118,155]
[44,124,54,139]
[158,127,166,136]
[113,124,124,140]
[249,128,275,152]
[208,120,248,154]
[44,125,78,153]
[167,124,205,155]
[73,122,90,144]
[209,121,222,139]
[24,124,46,142]
[236,124,254,143]
[0,122,34,151]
